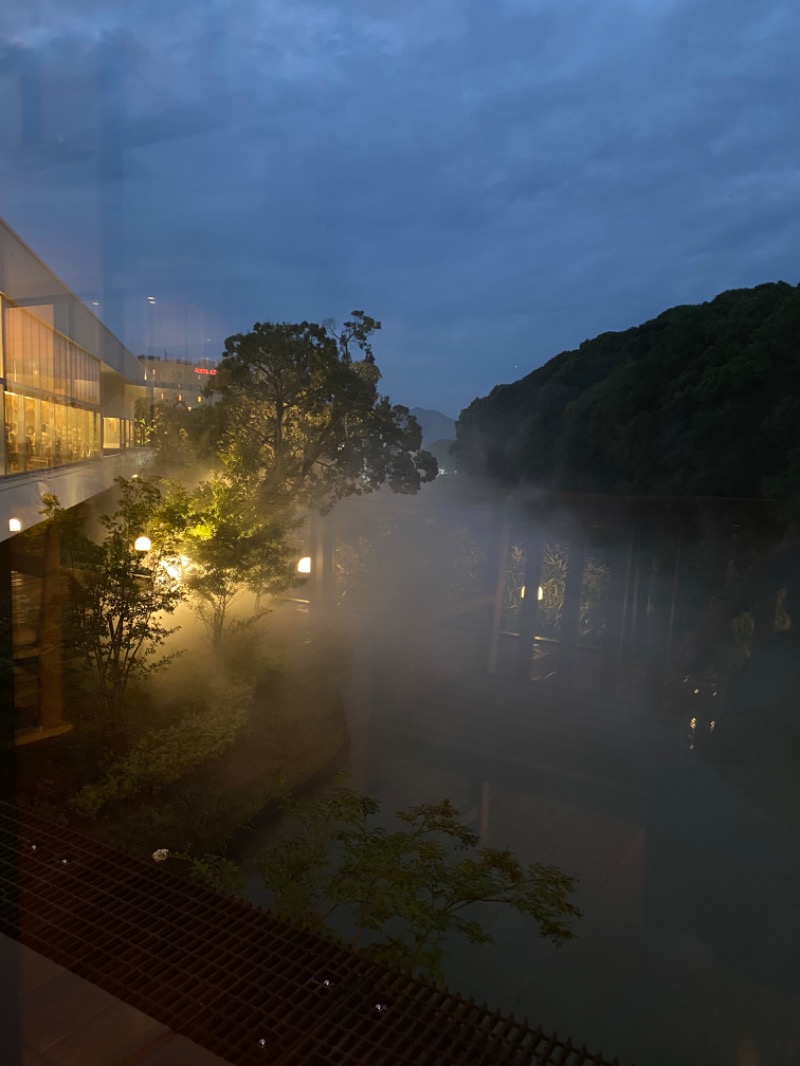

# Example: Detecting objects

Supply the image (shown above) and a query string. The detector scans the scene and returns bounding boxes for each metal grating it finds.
[0,803,621,1066]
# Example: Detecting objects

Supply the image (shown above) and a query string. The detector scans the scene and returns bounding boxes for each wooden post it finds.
[603,526,635,699]
[0,538,15,750]
[38,524,67,733]
[555,529,586,687]
[485,519,512,675]
[645,523,682,709]
[515,530,545,682]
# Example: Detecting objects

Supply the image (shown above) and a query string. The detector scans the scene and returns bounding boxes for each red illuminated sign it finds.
[194,367,217,375]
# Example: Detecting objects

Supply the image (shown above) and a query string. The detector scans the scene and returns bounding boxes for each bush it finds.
[258,776,581,984]
[69,679,251,818]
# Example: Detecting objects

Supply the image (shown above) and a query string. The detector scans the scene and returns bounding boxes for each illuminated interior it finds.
[1,296,141,471]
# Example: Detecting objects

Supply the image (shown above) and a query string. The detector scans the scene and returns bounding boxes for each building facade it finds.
[0,218,152,742]
[137,354,217,408]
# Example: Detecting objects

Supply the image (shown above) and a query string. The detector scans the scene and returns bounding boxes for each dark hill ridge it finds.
[455,281,800,499]
[410,407,456,447]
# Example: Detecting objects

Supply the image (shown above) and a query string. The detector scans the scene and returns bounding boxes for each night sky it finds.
[1,0,798,417]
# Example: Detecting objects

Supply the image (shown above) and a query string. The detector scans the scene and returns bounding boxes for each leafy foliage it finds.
[48,476,189,715]
[455,282,800,501]
[182,473,299,648]
[69,678,251,817]
[259,777,580,984]
[215,314,437,510]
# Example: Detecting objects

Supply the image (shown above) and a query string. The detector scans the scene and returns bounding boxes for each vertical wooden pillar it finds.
[38,524,67,732]
[514,531,545,682]
[555,529,586,687]
[484,519,512,675]
[603,526,635,699]
[319,512,337,610]
[645,523,682,709]
[627,524,653,659]
[307,511,332,614]
[0,538,15,749]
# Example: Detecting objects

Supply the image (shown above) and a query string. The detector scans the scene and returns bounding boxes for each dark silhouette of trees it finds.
[455,282,800,502]
[215,314,437,510]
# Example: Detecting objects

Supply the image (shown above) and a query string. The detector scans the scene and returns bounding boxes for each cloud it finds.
[0,0,798,413]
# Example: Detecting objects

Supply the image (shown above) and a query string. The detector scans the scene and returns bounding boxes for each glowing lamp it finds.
[297,556,312,574]
[9,518,22,533]
[520,585,544,601]
[134,535,152,552]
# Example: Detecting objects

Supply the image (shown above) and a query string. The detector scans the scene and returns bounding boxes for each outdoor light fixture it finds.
[9,517,22,532]
[134,535,152,552]
[297,556,312,574]
[520,585,545,601]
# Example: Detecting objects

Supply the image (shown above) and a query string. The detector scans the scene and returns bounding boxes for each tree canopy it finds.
[455,282,800,500]
[46,476,188,715]
[214,312,437,509]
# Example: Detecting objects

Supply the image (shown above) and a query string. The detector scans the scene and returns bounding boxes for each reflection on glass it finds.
[4,390,101,471]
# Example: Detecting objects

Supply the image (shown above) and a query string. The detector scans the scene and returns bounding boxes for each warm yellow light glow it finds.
[520,585,544,601]
[134,535,152,552]
[9,517,22,532]
[297,556,312,574]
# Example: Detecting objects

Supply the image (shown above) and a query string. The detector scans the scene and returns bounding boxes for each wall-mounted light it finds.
[134,535,152,552]
[297,556,312,574]
[520,585,544,601]
[9,518,22,533]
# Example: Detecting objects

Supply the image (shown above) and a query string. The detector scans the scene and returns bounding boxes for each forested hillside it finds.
[455,282,800,499]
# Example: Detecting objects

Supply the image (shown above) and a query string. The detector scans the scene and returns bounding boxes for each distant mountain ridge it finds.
[455,281,800,500]
[410,408,456,447]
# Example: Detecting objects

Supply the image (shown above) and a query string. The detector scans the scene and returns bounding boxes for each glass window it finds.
[103,416,121,450]
[4,392,20,473]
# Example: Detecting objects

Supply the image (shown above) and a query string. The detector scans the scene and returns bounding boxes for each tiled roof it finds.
[0,804,621,1066]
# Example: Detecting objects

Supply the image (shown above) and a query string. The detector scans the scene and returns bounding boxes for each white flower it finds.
[152,848,170,863]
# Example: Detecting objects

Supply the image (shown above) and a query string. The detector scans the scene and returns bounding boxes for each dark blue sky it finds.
[1,0,798,417]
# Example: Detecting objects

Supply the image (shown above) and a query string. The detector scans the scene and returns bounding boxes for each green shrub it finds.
[70,679,251,818]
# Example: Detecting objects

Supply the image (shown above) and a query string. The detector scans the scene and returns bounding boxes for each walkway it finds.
[1,933,227,1066]
[0,803,621,1066]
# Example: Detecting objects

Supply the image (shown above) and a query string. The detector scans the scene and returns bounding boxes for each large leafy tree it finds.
[215,312,437,509]
[182,474,298,650]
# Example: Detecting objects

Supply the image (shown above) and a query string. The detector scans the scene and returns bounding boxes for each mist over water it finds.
[237,481,800,1066]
